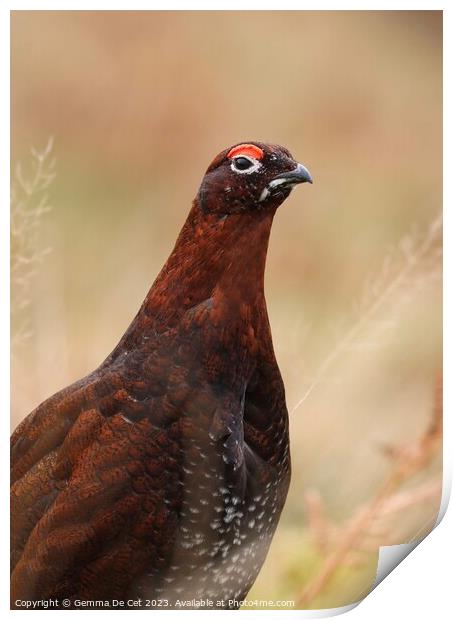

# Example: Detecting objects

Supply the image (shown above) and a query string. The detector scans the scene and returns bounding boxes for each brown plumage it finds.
[11,142,312,609]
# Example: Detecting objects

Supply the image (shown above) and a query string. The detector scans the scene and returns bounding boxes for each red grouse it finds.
[11,142,312,609]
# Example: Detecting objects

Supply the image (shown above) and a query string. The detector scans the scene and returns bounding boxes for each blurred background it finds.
[11,11,442,609]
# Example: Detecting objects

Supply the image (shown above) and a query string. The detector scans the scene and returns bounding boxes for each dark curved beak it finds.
[272,163,313,185]
[259,162,313,202]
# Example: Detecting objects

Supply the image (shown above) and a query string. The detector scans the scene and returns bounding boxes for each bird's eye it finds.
[230,156,261,175]
[234,157,253,170]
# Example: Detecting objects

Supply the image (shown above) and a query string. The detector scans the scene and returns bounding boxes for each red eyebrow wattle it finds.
[227,144,264,160]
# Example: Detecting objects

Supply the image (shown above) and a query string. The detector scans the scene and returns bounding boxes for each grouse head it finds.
[196,141,312,216]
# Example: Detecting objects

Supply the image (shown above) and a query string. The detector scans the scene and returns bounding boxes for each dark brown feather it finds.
[11,142,312,609]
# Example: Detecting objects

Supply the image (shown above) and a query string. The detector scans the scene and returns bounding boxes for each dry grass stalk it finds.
[291,215,442,414]
[11,138,55,348]
[297,376,442,607]
[305,479,441,561]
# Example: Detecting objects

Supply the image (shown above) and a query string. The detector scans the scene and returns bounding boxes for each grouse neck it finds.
[146,201,276,325]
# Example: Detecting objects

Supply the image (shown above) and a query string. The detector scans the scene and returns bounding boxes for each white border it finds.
[2,2,448,10]
[2,1,11,616]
